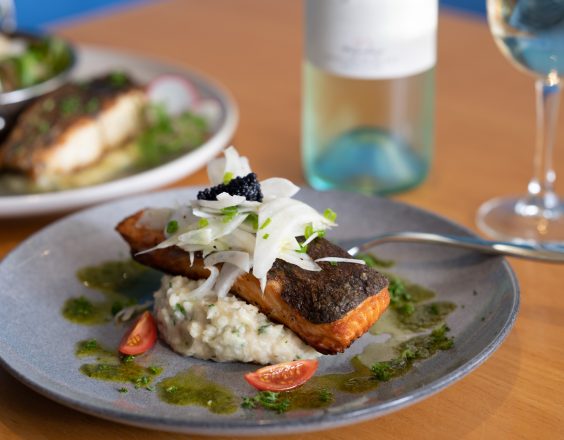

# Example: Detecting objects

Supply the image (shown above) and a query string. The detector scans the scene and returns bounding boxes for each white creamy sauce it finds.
[154,275,320,364]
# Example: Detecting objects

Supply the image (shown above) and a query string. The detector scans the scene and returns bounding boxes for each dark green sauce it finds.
[77,259,161,299]
[76,339,162,388]
[157,368,238,414]
[370,325,454,381]
[63,259,161,325]
[75,339,114,360]
[397,301,457,331]
[243,327,454,414]
[358,254,457,331]
[63,296,109,325]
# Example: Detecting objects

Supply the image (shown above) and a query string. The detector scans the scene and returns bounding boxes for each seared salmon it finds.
[117,210,390,354]
[0,73,145,186]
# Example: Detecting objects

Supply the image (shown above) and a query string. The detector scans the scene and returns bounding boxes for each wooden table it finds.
[1,1,563,439]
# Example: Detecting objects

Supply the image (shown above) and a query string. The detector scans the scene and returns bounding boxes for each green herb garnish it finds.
[198,218,209,228]
[223,172,234,184]
[61,96,80,115]
[86,98,99,113]
[148,366,162,375]
[370,324,454,381]
[122,355,135,363]
[259,218,271,230]
[323,208,337,222]
[241,391,290,413]
[134,376,150,389]
[118,387,128,393]
[221,206,239,222]
[247,212,259,230]
[175,303,187,316]
[110,71,127,86]
[83,339,98,350]
[166,220,179,234]
[257,324,270,335]
[262,233,270,240]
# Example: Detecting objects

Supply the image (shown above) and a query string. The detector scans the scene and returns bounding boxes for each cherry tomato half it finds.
[119,311,157,355]
[244,359,319,391]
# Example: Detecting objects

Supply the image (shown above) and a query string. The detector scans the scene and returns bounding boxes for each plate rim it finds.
[0,187,520,435]
[0,44,239,218]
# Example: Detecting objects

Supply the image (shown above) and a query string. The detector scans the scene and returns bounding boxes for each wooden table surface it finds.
[1,1,563,439]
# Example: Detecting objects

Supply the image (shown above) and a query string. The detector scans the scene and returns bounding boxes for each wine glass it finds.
[477,0,564,242]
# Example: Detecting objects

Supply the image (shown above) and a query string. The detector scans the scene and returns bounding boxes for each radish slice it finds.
[147,74,200,115]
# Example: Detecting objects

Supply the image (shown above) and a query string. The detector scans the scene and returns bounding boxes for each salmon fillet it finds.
[116,210,390,354]
[0,73,145,186]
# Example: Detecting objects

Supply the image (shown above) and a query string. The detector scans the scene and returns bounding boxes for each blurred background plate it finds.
[0,45,238,218]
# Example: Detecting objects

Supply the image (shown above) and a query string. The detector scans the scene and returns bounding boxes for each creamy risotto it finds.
[154,275,320,364]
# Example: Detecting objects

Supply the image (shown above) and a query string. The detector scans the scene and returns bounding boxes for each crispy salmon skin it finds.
[117,209,390,354]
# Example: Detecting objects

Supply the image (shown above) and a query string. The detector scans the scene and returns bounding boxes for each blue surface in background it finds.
[441,0,486,16]
[14,0,486,29]
[14,0,149,29]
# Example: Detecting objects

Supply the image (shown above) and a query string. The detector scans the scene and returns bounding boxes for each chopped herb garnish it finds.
[145,385,155,392]
[61,97,80,115]
[122,355,135,363]
[323,208,337,222]
[257,324,270,335]
[134,376,150,388]
[166,220,179,234]
[388,277,415,316]
[83,339,98,350]
[304,223,326,241]
[165,385,178,393]
[198,218,209,228]
[318,388,333,403]
[110,71,127,86]
[259,218,271,230]
[296,242,308,253]
[37,120,49,134]
[221,206,239,222]
[262,233,270,239]
[241,391,290,413]
[223,171,234,184]
[241,397,257,409]
[118,387,128,393]
[247,212,259,230]
[148,366,162,375]
[175,303,187,316]
[370,324,454,382]
[86,98,99,113]
[208,303,216,308]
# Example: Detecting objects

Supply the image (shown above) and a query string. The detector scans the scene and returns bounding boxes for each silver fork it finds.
[345,231,564,263]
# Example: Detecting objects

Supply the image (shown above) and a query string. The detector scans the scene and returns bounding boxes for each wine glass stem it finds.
[524,74,561,214]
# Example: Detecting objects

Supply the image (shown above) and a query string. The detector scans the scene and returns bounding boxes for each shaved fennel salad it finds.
[139,146,365,298]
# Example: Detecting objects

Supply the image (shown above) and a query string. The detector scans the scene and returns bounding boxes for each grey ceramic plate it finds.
[0,188,519,435]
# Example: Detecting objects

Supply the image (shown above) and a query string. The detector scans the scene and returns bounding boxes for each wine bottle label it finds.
[305,0,437,79]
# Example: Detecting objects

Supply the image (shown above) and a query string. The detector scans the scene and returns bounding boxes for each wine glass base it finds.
[477,196,564,242]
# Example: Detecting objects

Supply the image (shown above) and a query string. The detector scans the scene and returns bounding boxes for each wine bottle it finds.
[302,0,438,195]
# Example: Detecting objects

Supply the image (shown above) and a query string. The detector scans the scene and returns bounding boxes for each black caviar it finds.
[197,173,263,202]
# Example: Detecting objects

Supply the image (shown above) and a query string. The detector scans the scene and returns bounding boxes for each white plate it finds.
[0,45,238,218]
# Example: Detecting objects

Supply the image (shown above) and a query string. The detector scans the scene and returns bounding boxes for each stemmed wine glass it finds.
[477,0,564,242]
